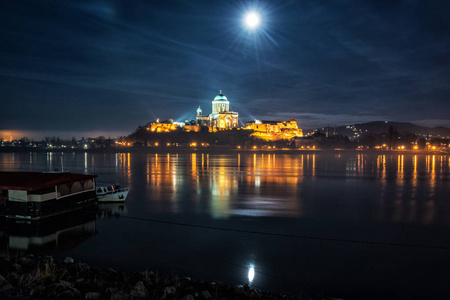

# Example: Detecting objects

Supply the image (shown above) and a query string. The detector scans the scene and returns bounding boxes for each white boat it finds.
[96,185,130,203]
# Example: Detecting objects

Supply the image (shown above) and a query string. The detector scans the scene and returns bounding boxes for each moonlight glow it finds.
[244,11,261,29]
[248,265,255,283]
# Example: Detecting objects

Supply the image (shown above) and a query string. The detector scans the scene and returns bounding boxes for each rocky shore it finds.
[0,251,326,300]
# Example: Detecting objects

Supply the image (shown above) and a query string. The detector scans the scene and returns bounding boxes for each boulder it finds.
[58,289,75,299]
[105,286,118,295]
[0,283,16,295]
[0,274,8,287]
[17,257,34,267]
[64,257,75,264]
[85,291,101,299]
[10,263,22,273]
[60,280,73,289]
[201,290,212,299]
[0,253,10,264]
[7,271,18,285]
[110,293,127,300]
[164,285,176,296]
[130,281,148,299]
[30,285,46,296]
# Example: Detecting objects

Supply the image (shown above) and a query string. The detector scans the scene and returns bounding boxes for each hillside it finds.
[309,121,450,138]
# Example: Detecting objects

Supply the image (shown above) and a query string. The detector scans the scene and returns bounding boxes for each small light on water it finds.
[248,265,255,283]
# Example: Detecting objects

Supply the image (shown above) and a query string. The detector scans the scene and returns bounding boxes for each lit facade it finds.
[196,106,210,126]
[245,119,303,140]
[196,91,239,129]
[145,119,178,132]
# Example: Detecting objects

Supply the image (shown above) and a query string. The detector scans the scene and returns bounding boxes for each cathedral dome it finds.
[213,91,228,102]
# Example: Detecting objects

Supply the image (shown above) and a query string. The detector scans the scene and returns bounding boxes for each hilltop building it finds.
[245,119,303,141]
[146,119,178,133]
[196,91,239,129]
[196,106,209,127]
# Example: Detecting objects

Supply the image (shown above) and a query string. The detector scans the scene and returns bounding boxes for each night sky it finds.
[1,1,450,139]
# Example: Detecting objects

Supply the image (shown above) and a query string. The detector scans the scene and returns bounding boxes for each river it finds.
[1,151,450,299]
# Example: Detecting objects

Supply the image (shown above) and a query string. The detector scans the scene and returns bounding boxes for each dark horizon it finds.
[2,1,450,139]
[2,119,450,142]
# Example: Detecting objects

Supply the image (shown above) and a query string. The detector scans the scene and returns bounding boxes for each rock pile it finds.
[0,251,319,299]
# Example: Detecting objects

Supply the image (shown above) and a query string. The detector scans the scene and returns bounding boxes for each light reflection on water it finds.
[1,152,450,224]
[2,152,450,298]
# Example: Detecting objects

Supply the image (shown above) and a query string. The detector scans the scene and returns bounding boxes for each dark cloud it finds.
[1,0,449,138]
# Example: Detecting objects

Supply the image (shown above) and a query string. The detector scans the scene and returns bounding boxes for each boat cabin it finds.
[0,172,97,220]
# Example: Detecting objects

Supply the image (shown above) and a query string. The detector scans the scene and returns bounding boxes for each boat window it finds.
[85,179,94,190]
[97,188,103,193]
[57,184,71,197]
[72,182,83,193]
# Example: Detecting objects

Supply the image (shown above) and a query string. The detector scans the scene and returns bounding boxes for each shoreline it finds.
[0,251,330,299]
[0,146,448,155]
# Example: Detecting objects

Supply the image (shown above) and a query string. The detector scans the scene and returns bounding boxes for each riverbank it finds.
[0,251,332,300]
[0,145,448,155]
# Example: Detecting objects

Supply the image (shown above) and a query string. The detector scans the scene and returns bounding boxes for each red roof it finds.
[0,172,97,191]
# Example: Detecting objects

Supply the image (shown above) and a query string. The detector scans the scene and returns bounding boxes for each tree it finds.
[418,138,427,150]
[71,136,77,147]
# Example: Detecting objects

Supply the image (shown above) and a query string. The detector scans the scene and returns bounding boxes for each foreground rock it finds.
[0,251,329,299]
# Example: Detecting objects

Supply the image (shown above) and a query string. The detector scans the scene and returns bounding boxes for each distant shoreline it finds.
[0,146,448,155]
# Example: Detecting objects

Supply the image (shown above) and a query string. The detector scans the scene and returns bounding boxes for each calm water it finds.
[1,151,450,299]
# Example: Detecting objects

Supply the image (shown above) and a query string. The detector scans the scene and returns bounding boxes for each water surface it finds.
[1,151,450,299]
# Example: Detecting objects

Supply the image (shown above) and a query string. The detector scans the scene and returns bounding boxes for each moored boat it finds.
[96,185,129,202]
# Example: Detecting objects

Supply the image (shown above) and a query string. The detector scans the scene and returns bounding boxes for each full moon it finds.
[244,11,261,29]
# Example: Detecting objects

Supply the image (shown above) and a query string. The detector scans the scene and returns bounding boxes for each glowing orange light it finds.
[154,142,159,146]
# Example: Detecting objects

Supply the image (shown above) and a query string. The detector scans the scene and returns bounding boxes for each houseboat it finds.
[0,172,97,220]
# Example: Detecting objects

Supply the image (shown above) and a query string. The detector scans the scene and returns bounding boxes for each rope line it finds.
[120,215,450,250]
[2,203,450,251]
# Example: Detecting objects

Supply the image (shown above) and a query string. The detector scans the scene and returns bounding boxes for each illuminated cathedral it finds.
[196,90,239,129]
